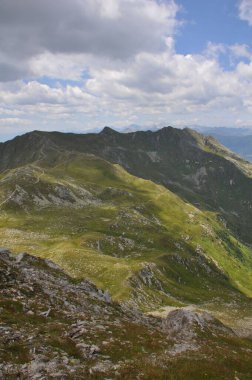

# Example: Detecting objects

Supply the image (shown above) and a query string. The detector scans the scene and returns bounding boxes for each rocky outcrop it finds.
[0,250,250,379]
[0,249,163,378]
[163,309,234,340]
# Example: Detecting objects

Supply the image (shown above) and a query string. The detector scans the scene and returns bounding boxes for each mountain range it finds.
[194,126,252,162]
[2,126,252,242]
[207,134,252,163]
[0,126,251,378]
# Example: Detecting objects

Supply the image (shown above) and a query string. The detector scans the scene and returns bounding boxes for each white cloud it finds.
[237,61,252,79]
[0,118,31,126]
[1,43,252,134]
[0,0,179,81]
[86,48,242,109]
[205,42,227,59]
[29,53,89,81]
[230,43,252,59]
[28,40,250,121]
[1,0,252,138]
[239,0,252,25]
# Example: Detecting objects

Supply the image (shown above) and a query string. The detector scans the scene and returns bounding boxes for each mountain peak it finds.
[100,126,117,135]
[159,126,174,132]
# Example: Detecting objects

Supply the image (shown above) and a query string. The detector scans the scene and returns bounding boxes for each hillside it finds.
[1,127,252,245]
[0,127,252,377]
[194,126,252,162]
[1,249,252,379]
[0,149,251,317]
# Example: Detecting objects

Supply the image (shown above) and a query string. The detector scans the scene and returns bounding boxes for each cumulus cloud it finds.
[1,46,250,125]
[0,0,178,81]
[239,0,252,25]
[1,43,252,132]
[0,0,252,137]
[86,47,245,112]
[230,43,252,59]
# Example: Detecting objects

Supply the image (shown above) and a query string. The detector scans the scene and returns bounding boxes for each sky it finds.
[0,0,252,141]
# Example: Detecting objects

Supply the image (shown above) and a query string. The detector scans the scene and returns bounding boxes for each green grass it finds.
[0,152,251,313]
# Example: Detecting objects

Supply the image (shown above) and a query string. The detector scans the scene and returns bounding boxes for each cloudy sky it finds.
[0,0,252,140]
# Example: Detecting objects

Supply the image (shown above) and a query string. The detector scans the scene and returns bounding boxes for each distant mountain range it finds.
[194,126,252,162]
[211,135,252,162]
[195,126,252,137]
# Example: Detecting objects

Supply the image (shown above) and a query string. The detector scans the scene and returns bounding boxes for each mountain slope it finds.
[1,127,252,245]
[194,126,252,162]
[209,134,252,162]
[1,249,252,379]
[0,151,251,316]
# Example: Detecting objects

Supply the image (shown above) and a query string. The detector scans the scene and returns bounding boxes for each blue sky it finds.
[177,0,251,57]
[0,0,252,141]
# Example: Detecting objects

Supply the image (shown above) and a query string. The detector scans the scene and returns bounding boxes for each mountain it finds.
[208,134,252,163]
[1,126,252,245]
[1,148,252,307]
[193,126,252,162]
[1,249,252,379]
[0,126,252,376]
[0,127,251,310]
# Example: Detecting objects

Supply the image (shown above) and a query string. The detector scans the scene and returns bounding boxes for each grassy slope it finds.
[1,127,252,246]
[0,152,251,313]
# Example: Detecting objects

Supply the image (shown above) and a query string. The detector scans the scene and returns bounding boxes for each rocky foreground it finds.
[0,250,251,380]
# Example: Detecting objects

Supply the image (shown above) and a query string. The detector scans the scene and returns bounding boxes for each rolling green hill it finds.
[0,150,251,318]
